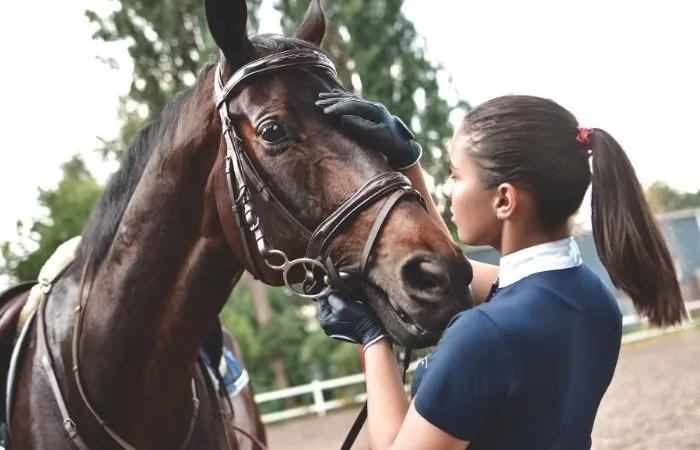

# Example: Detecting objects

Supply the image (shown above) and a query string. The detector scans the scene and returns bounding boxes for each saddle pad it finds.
[0,282,35,345]
[17,236,81,339]
[199,347,250,399]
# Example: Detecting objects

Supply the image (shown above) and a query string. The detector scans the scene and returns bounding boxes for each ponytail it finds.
[590,128,687,327]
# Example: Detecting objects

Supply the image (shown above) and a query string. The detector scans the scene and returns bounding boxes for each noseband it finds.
[214,48,425,299]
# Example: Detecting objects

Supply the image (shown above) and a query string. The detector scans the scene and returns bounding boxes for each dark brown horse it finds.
[1,0,473,448]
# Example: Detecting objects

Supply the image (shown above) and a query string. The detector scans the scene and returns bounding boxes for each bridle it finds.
[29,48,422,450]
[214,48,426,300]
[214,47,424,450]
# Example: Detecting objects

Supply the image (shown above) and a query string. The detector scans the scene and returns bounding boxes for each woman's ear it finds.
[493,183,516,220]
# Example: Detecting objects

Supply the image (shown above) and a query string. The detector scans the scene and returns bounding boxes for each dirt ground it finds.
[262,329,700,450]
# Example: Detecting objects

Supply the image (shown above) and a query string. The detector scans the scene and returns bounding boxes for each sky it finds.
[1,0,698,245]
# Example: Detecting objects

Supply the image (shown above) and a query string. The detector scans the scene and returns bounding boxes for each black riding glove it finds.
[315,90,423,171]
[316,294,389,352]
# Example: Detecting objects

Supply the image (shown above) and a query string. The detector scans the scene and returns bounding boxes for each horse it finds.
[0,0,474,447]
[1,292,267,450]
[0,236,265,450]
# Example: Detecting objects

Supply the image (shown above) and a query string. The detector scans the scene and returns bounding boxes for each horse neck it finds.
[47,77,244,440]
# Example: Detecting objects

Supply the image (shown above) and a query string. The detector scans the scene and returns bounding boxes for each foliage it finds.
[220,283,361,413]
[1,156,102,282]
[645,181,700,213]
[85,0,263,160]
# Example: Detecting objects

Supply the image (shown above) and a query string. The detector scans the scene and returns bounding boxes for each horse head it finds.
[205,0,474,348]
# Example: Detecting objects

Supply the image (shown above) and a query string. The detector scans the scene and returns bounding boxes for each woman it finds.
[313,91,687,449]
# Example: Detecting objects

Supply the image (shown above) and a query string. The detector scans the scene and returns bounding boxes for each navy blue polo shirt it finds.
[411,237,622,449]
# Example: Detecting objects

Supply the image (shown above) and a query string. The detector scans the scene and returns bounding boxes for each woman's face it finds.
[442,134,500,246]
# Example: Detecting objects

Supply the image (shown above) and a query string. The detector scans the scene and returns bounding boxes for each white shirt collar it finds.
[497,236,583,288]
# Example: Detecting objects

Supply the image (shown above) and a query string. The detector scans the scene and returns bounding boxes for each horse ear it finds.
[204,0,254,69]
[294,0,326,47]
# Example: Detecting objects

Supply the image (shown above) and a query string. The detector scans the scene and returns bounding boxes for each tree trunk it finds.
[243,273,296,408]
[247,273,272,326]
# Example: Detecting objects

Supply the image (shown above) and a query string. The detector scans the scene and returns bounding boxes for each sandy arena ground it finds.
[262,329,700,450]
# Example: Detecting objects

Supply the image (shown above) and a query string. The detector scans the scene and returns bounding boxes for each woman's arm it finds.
[362,309,514,449]
[363,340,409,449]
[401,164,499,305]
[364,341,469,450]
[317,293,512,449]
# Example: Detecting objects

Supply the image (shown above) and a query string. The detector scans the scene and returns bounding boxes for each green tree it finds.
[646,181,700,213]
[277,0,469,237]
[1,155,102,282]
[220,280,359,411]
[85,0,263,160]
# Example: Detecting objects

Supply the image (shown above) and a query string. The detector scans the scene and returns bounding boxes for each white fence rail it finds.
[254,300,700,424]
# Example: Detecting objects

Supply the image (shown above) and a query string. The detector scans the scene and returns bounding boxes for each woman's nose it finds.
[441,178,454,199]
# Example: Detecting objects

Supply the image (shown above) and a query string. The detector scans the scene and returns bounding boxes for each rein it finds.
[340,348,412,450]
[36,261,263,450]
[232,425,267,450]
[36,260,200,450]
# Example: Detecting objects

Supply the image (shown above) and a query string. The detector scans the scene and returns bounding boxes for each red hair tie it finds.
[576,126,593,155]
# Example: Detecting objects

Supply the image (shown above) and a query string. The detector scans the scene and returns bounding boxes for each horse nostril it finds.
[401,256,451,300]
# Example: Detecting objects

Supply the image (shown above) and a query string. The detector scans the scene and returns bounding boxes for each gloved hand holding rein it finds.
[315,89,422,171]
[316,293,388,352]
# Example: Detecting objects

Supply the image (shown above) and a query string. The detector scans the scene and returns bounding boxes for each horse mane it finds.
[73,34,324,271]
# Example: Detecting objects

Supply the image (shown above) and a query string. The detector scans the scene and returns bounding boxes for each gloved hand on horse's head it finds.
[316,293,388,352]
[315,90,422,171]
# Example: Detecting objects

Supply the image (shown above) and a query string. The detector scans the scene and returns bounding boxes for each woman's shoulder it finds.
[440,308,510,355]
[478,265,622,341]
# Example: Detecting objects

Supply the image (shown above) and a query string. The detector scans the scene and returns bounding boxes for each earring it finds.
[496,211,505,220]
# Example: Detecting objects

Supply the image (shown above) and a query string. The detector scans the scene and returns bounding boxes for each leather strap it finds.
[37,279,90,450]
[232,424,268,450]
[215,50,337,108]
[306,172,419,260]
[222,135,266,281]
[36,260,201,450]
[359,188,412,274]
[340,403,367,450]
[214,48,426,299]
[221,110,313,241]
[197,356,232,449]
[70,263,139,449]
[238,149,312,240]
[219,105,313,282]
[327,188,415,295]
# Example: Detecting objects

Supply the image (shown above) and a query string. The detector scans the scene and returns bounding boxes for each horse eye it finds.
[258,121,287,144]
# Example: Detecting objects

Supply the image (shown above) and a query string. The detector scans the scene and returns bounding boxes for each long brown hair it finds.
[460,94,686,327]
[589,128,686,326]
